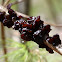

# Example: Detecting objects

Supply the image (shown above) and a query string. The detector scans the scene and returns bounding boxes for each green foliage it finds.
[0,39,47,62]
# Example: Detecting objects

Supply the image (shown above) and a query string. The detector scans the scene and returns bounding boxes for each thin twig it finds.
[3,0,10,7]
[2,0,5,4]
[44,41,62,55]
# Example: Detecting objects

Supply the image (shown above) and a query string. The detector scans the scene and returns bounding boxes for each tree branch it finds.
[1,0,8,62]
[0,4,62,55]
[1,4,62,27]
[0,4,62,27]
[44,41,62,55]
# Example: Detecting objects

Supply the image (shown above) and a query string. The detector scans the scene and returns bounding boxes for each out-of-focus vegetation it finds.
[0,39,47,62]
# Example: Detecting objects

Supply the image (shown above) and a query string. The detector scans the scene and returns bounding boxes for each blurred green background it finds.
[0,0,62,62]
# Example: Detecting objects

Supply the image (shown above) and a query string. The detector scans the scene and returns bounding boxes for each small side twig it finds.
[3,0,10,7]
[44,41,62,55]
[2,0,4,4]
